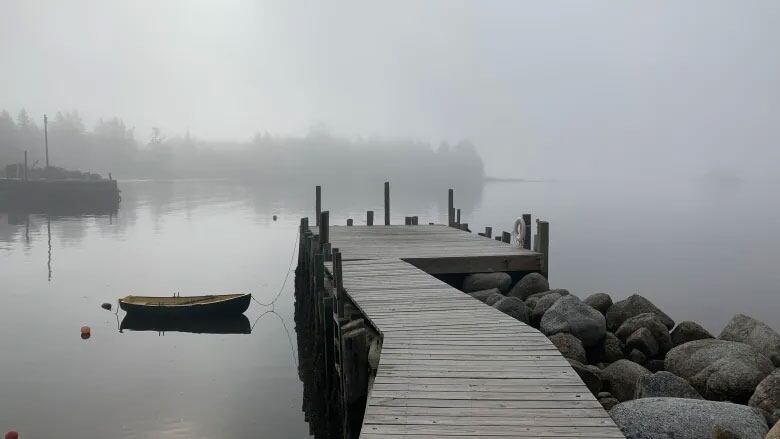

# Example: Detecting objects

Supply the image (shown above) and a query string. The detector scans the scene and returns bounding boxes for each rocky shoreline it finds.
[460,272,780,439]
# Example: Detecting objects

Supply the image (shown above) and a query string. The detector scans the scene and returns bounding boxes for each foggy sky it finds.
[2,1,778,179]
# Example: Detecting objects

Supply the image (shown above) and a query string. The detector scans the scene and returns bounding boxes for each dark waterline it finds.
[1,179,778,437]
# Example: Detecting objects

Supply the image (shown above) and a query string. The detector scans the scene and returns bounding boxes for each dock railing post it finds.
[319,211,329,254]
[538,220,550,277]
[384,182,390,225]
[448,188,454,227]
[522,214,532,250]
[315,185,321,226]
[334,250,344,318]
[367,210,373,226]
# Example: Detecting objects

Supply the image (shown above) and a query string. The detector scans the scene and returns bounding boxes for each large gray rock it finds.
[568,359,602,394]
[463,272,512,294]
[719,314,780,367]
[584,292,613,315]
[665,339,774,403]
[602,359,652,402]
[586,331,626,365]
[548,332,587,363]
[615,313,673,355]
[484,292,505,306]
[606,294,675,331]
[749,369,780,425]
[540,295,606,347]
[671,320,714,346]
[492,296,530,324]
[635,371,702,399]
[468,288,503,304]
[530,292,563,326]
[525,288,569,309]
[610,397,769,439]
[507,272,549,300]
[628,348,647,366]
[627,327,660,358]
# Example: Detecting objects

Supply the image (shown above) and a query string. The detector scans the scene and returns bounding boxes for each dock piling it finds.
[316,185,322,226]
[447,189,454,226]
[384,182,390,225]
[366,211,373,226]
[523,214,532,250]
[538,220,550,277]
[319,211,329,253]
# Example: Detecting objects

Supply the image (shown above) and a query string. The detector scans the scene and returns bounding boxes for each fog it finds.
[1,1,779,180]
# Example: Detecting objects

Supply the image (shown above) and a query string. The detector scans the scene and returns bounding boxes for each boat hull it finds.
[119,294,251,317]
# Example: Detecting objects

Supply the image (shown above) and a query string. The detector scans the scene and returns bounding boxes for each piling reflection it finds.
[120,313,252,335]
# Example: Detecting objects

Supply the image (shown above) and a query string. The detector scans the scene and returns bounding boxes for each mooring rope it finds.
[252,231,299,307]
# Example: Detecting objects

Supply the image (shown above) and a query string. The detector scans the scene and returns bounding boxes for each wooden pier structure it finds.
[295,184,624,438]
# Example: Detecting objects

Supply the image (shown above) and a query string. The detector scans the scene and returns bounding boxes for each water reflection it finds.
[120,313,252,335]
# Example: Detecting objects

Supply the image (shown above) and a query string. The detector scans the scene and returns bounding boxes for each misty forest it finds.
[0,108,483,183]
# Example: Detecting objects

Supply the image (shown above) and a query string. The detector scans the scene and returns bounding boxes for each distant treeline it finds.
[0,109,484,184]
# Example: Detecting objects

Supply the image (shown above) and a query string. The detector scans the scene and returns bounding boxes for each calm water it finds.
[1,178,778,438]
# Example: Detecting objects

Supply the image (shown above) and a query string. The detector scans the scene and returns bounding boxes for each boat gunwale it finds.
[119,293,250,307]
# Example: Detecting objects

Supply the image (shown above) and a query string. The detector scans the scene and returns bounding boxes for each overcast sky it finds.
[1,1,778,179]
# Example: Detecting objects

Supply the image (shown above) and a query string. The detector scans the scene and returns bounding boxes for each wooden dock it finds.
[300,221,624,438]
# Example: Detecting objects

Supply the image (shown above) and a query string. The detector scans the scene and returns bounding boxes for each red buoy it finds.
[80,326,91,339]
[6,431,19,439]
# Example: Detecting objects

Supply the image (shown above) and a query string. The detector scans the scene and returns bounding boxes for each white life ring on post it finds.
[512,217,525,248]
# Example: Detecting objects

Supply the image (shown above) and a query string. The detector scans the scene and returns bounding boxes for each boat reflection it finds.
[120,313,251,335]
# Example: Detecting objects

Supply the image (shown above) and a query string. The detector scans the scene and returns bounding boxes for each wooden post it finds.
[334,250,344,317]
[456,208,461,226]
[366,210,374,226]
[384,182,390,225]
[495,236,501,241]
[448,188,454,226]
[523,214,532,250]
[44,114,49,169]
[315,185,321,226]
[502,231,511,243]
[412,216,418,225]
[346,218,353,226]
[23,151,28,181]
[460,223,469,232]
[404,216,411,225]
[485,226,492,238]
[319,211,329,253]
[538,220,550,277]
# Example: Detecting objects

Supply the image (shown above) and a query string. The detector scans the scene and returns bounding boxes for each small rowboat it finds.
[119,293,251,317]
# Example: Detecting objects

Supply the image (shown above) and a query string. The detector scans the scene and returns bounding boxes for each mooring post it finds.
[315,185,321,226]
[23,151,28,181]
[319,211,329,253]
[298,217,309,266]
[523,214,532,250]
[502,231,511,243]
[367,210,374,226]
[347,218,353,226]
[412,216,418,225]
[538,220,550,277]
[323,242,332,262]
[334,250,344,318]
[404,216,411,225]
[384,181,390,225]
[456,208,461,226]
[448,188,454,226]
[485,226,492,238]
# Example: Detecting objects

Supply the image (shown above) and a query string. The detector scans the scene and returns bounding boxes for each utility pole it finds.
[44,114,49,169]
